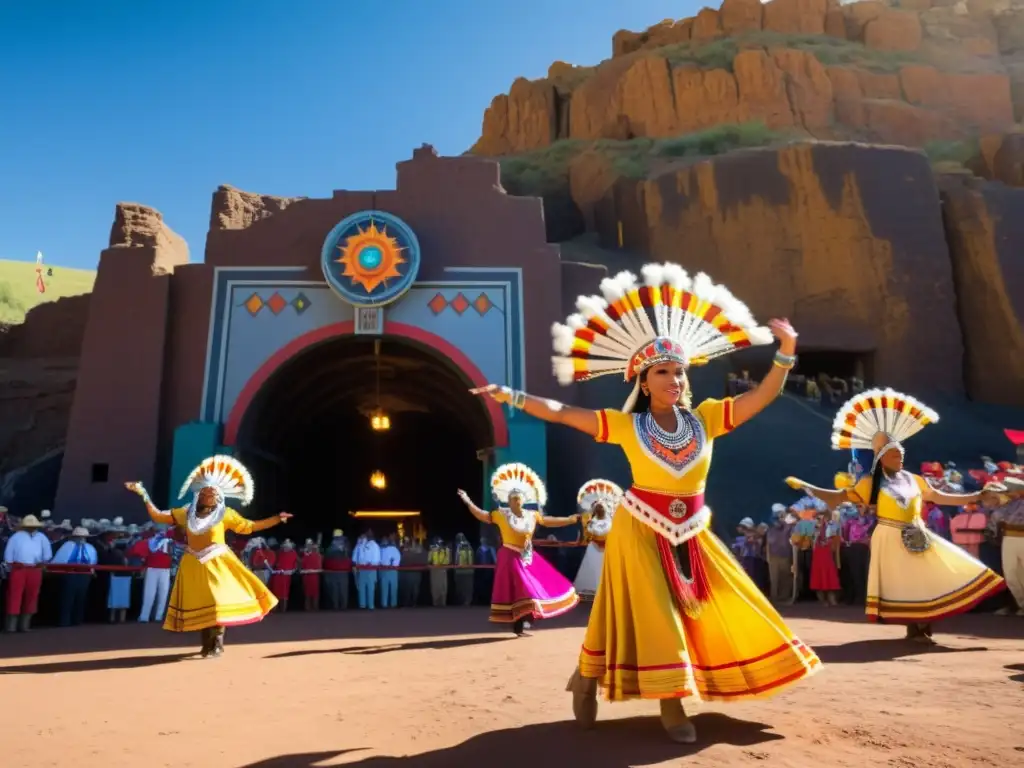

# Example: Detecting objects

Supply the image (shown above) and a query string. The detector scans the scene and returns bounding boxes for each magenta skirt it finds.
[489,545,579,623]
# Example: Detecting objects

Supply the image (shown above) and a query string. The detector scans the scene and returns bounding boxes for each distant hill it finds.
[0,259,95,324]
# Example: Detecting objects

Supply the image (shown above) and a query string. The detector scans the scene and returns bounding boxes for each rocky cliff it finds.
[469,0,1024,408]
[473,0,1022,154]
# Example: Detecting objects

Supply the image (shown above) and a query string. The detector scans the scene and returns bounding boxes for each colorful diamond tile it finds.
[291,292,311,315]
[427,292,448,315]
[266,292,288,315]
[473,293,493,316]
[243,293,264,316]
[450,293,470,315]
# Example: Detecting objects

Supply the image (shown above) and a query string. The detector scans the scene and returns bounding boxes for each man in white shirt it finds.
[378,535,401,609]
[3,514,53,632]
[50,525,99,627]
[353,530,381,610]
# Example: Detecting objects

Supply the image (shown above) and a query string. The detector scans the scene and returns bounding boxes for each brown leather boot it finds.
[660,699,697,744]
[566,668,598,729]
[210,627,225,658]
[199,628,214,658]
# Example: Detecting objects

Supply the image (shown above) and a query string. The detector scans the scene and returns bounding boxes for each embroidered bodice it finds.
[489,508,537,550]
[850,471,926,525]
[582,512,612,543]
[168,507,259,550]
[596,398,736,495]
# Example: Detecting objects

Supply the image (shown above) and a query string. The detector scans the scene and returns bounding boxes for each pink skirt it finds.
[489,546,579,623]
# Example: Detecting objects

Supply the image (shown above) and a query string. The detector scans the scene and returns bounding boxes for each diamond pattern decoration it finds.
[473,293,493,316]
[266,292,288,315]
[450,293,470,315]
[291,292,311,315]
[243,293,264,316]
[428,292,448,315]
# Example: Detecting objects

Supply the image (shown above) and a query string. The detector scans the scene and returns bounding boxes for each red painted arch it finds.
[222,320,508,447]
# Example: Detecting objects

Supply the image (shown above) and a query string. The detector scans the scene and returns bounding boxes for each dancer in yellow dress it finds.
[785,389,1005,643]
[125,455,292,657]
[473,264,821,743]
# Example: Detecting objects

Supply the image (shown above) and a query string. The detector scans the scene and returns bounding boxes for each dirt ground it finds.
[1,605,1021,768]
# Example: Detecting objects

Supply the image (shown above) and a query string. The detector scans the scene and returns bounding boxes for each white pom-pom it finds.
[600,271,636,302]
[641,263,665,287]
[662,263,690,290]
[551,323,576,356]
[566,313,585,329]
[576,295,607,320]
[552,357,576,385]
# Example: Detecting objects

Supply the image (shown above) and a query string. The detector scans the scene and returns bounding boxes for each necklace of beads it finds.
[640,406,694,450]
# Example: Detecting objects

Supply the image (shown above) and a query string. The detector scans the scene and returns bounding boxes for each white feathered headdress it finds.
[178,455,254,536]
[577,479,624,513]
[551,264,773,411]
[831,388,939,470]
[178,455,254,505]
[491,462,547,509]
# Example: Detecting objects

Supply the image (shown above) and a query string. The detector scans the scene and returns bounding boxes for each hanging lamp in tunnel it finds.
[370,339,390,431]
[370,470,387,490]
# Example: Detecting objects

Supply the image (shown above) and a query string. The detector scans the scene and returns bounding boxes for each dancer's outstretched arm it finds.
[226,510,293,535]
[920,484,981,507]
[457,490,491,523]
[784,477,850,510]
[537,513,581,528]
[732,319,798,428]
[472,385,598,437]
[124,482,174,525]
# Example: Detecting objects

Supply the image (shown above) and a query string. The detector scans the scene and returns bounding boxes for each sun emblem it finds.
[335,220,407,294]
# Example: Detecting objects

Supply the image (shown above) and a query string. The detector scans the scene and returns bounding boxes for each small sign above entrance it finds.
[320,210,421,308]
[355,306,384,335]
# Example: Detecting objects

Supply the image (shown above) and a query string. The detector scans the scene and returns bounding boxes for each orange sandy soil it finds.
[1,605,1021,768]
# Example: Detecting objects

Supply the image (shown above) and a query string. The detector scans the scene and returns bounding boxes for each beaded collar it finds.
[880,471,921,510]
[633,406,707,477]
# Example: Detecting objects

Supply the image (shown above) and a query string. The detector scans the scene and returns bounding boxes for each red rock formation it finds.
[938,172,1024,407]
[471,0,1019,154]
[583,142,966,396]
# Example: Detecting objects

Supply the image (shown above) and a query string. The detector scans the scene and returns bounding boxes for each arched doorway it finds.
[223,327,504,543]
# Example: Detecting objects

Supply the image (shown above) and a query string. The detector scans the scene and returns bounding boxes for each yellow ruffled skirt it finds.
[579,509,821,702]
[865,519,1005,623]
[163,550,278,632]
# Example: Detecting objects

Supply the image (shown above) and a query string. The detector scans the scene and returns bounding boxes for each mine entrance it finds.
[793,349,872,383]
[233,335,492,545]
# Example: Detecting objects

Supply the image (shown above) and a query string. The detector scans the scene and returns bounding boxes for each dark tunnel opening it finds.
[232,335,492,544]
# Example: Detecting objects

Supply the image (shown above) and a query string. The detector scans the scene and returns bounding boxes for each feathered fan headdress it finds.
[491,462,547,510]
[551,263,773,411]
[577,478,624,513]
[831,388,939,471]
[178,455,255,536]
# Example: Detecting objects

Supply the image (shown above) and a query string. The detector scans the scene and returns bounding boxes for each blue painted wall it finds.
[210,282,518,424]
[167,421,223,509]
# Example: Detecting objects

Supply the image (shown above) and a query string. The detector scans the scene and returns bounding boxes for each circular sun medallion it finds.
[321,210,421,308]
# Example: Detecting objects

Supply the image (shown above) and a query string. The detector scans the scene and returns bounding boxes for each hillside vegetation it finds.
[0,260,96,325]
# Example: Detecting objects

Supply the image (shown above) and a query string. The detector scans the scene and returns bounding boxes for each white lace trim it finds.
[186,495,226,536]
[501,508,536,535]
[622,491,712,545]
[586,516,612,538]
[187,543,228,564]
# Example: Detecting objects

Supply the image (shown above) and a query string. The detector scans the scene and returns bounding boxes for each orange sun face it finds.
[335,221,407,294]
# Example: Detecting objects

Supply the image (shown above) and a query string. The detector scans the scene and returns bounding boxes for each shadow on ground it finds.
[234,713,783,768]
[264,635,512,659]
[1007,663,1024,685]
[813,639,988,664]
[0,607,587,660]
[0,652,194,675]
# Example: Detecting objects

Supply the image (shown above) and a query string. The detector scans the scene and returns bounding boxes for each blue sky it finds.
[0,0,695,270]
